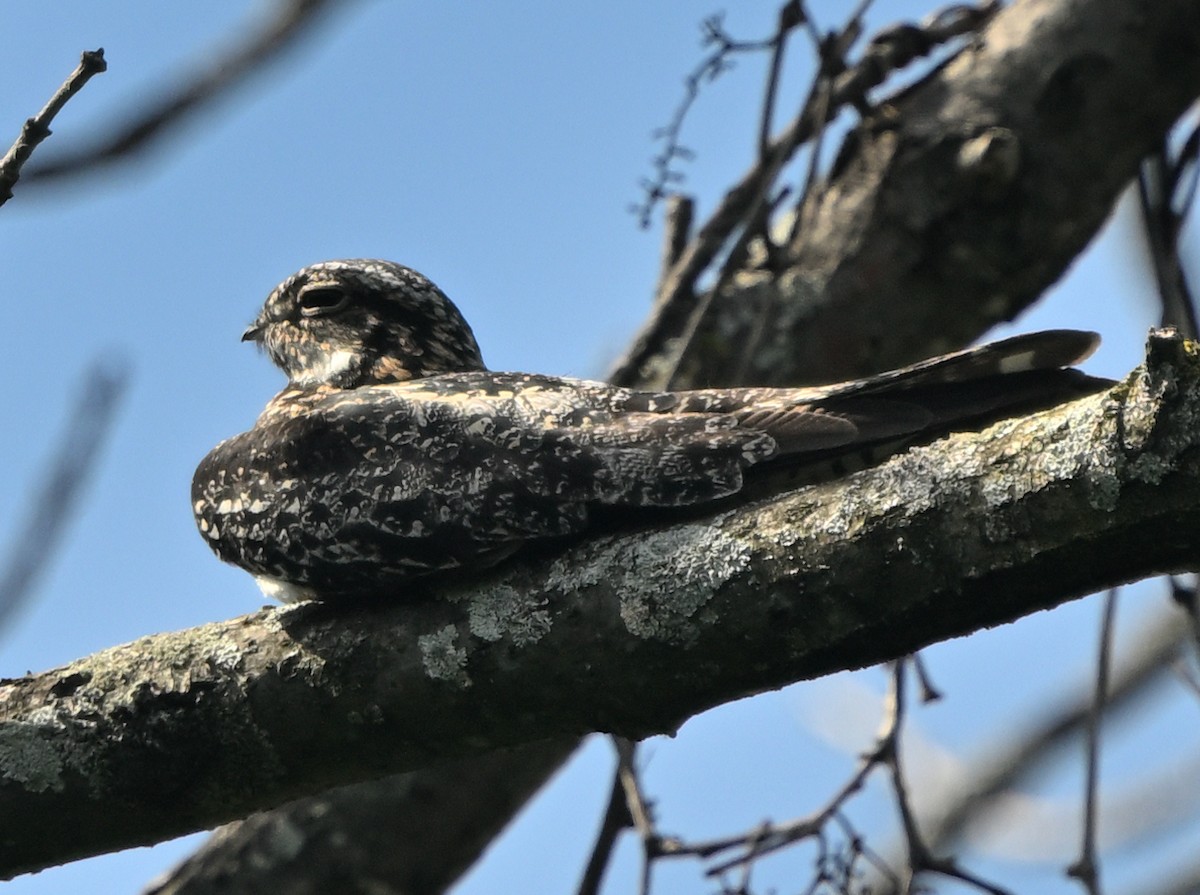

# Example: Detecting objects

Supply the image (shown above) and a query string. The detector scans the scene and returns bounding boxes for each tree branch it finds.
[3,330,1200,878]
[21,0,340,186]
[0,49,106,206]
[142,737,578,895]
[617,0,1200,390]
[0,361,128,631]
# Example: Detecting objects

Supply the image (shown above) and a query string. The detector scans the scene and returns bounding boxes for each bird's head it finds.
[243,259,487,388]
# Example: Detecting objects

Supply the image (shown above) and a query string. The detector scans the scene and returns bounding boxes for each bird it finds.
[192,259,1112,604]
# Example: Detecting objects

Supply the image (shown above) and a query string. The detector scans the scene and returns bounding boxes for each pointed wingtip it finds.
[983,329,1101,372]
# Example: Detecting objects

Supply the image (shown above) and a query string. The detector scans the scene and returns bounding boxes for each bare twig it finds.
[658,6,861,389]
[632,14,781,230]
[656,194,695,297]
[912,652,943,703]
[730,6,863,384]
[660,183,789,389]
[576,753,634,895]
[882,662,1012,895]
[22,0,342,186]
[1168,576,1200,649]
[0,360,128,633]
[0,49,106,206]
[613,737,659,895]
[758,2,808,159]
[854,599,1191,893]
[1068,588,1119,895]
[1136,130,1200,339]
[616,659,993,891]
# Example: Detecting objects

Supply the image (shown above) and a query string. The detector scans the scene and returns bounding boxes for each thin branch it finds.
[656,194,695,297]
[758,2,808,159]
[0,49,106,206]
[1136,139,1199,339]
[912,652,943,703]
[614,737,658,895]
[1067,589,1119,895]
[0,360,128,632]
[694,656,906,880]
[857,596,1191,892]
[660,183,789,389]
[632,14,781,229]
[882,662,1011,895]
[1169,574,1200,649]
[729,9,857,385]
[576,753,634,895]
[22,0,342,186]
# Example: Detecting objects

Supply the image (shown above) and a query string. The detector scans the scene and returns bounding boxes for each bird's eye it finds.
[297,286,349,317]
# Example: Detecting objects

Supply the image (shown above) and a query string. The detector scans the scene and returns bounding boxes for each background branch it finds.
[20,0,341,186]
[143,737,578,895]
[0,362,128,633]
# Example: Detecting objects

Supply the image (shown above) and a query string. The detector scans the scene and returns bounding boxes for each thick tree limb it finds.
[2,331,1199,878]
[143,737,579,895]
[624,0,1200,389]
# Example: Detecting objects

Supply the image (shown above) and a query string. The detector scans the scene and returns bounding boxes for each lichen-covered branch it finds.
[2,331,1199,878]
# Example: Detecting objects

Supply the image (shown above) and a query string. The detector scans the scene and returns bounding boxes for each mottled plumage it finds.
[193,259,1110,603]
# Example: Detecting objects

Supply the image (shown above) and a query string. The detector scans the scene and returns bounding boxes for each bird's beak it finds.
[242,322,264,343]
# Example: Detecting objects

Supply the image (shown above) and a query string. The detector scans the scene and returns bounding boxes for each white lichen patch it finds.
[418,625,471,688]
[549,522,753,644]
[205,641,245,674]
[0,719,65,793]
[463,583,551,646]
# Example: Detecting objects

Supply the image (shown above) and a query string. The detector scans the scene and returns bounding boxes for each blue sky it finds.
[0,3,1194,894]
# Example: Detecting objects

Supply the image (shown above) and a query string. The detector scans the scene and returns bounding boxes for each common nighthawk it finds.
[193,259,1111,604]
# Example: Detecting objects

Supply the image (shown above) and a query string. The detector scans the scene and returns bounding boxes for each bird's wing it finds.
[665,329,1110,457]
[791,329,1101,399]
